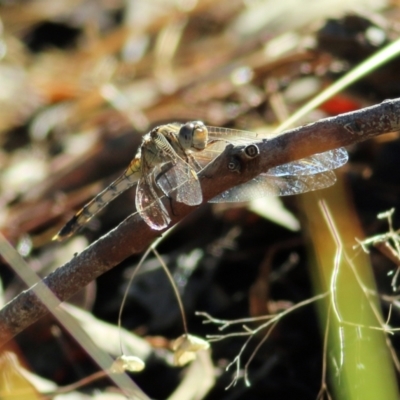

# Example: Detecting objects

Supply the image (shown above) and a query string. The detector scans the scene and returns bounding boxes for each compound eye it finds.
[178,122,195,150]
[191,122,208,150]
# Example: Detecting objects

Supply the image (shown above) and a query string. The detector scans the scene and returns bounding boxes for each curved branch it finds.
[1,98,400,346]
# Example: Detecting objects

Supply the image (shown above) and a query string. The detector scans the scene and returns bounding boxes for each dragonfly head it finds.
[178,121,208,151]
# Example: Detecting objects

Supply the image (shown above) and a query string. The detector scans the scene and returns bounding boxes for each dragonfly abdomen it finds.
[53,168,141,241]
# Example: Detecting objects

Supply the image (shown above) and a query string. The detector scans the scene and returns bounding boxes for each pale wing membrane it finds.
[267,148,348,176]
[210,170,337,203]
[206,126,260,145]
[188,126,260,169]
[206,126,348,177]
[136,131,189,229]
[190,141,228,169]
[136,174,171,230]
[155,158,202,206]
[193,127,347,203]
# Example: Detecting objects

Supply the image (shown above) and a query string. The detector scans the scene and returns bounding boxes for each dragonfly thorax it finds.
[142,131,178,167]
[178,121,208,151]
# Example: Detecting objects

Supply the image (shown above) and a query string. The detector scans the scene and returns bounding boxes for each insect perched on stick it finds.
[53,121,348,241]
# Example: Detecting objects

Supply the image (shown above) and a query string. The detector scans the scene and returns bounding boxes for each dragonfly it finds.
[53,121,348,241]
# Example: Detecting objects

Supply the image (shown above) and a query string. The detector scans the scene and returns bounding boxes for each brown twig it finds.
[0,98,400,346]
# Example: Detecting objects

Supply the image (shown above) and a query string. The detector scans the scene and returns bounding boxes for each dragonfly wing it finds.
[136,175,170,230]
[188,126,260,170]
[210,170,337,203]
[191,141,228,169]
[207,126,259,145]
[203,126,348,177]
[155,158,202,206]
[267,148,348,176]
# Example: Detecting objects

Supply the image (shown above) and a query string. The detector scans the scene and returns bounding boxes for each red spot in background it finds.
[320,93,361,115]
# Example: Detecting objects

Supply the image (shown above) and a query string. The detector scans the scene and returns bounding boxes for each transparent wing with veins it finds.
[190,125,348,201]
[137,162,202,230]
[136,131,202,230]
[212,170,339,202]
[135,162,171,231]
[155,160,202,206]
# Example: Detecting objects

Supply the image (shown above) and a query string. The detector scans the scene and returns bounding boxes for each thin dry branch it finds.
[1,98,400,346]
